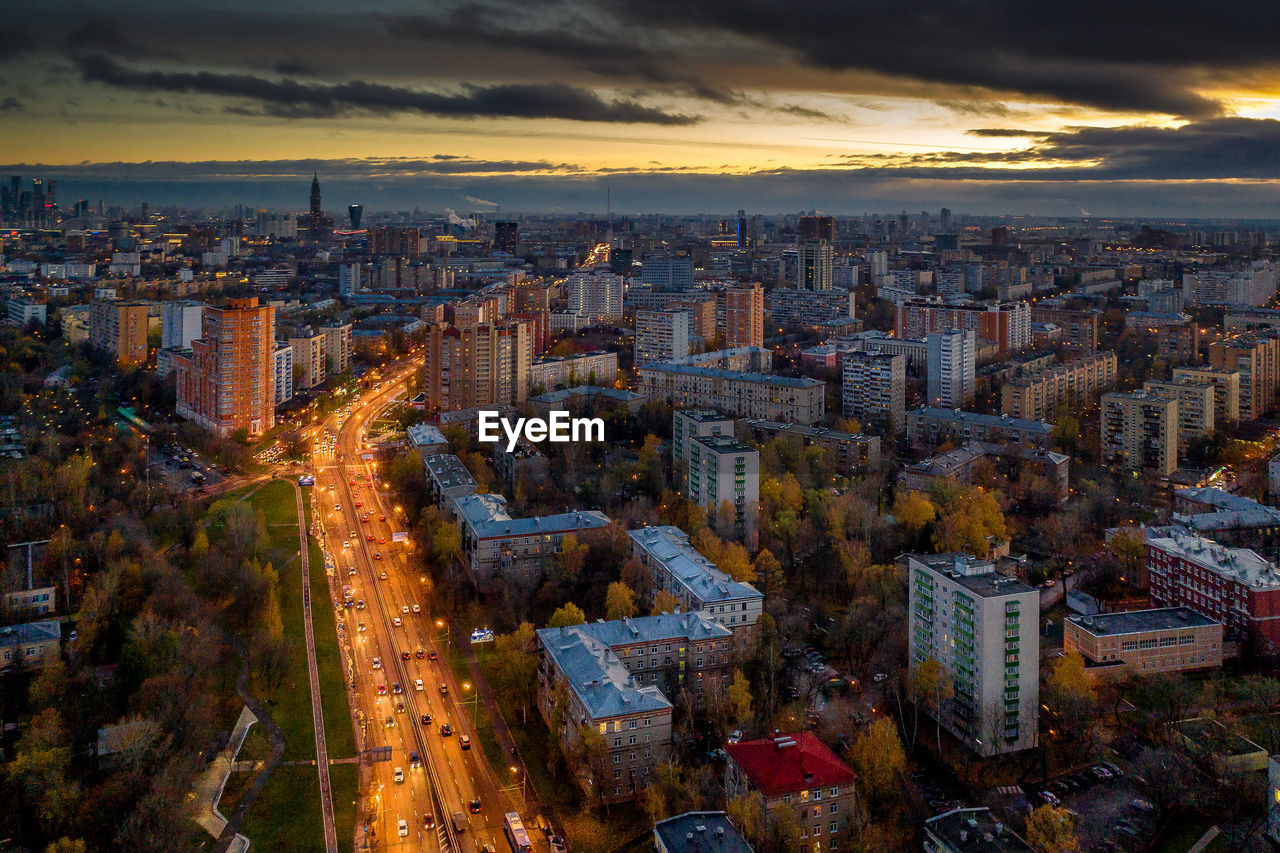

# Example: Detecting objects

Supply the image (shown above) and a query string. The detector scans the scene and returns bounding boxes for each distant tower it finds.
[306,172,331,242]
[310,171,322,219]
[737,209,747,248]
[494,221,519,255]
[348,204,363,229]
[940,207,952,233]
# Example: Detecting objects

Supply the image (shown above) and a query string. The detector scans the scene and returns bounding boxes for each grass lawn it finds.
[331,762,359,852]
[238,765,325,853]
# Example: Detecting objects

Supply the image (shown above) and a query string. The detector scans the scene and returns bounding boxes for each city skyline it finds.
[6,0,1280,215]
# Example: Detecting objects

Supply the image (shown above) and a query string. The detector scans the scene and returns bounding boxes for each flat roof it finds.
[691,434,756,455]
[741,419,873,444]
[423,453,476,491]
[638,363,823,389]
[1068,607,1220,636]
[925,808,1035,853]
[677,409,733,424]
[909,407,1054,434]
[654,812,753,853]
[406,423,447,448]
[908,553,1036,598]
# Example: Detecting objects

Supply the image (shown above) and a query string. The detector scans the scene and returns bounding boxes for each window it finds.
[829,786,839,797]
[629,720,637,729]
[830,804,838,814]
[830,822,839,834]
[613,755,621,764]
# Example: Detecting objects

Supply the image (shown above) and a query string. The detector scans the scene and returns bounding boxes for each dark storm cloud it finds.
[74,55,696,124]
[0,97,22,112]
[608,0,1280,117]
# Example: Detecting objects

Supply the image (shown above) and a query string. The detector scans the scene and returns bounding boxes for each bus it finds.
[503,812,532,853]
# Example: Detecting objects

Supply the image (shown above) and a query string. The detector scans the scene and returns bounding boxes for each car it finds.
[385,716,395,728]
[361,516,370,524]
[378,537,385,544]
[380,515,386,522]
[392,682,403,694]
[393,766,404,783]
[372,657,382,669]
[423,814,435,829]
[439,683,449,695]
[374,552,383,560]
[415,649,426,659]
[357,623,367,633]
[348,567,357,576]
[408,752,420,769]
[397,819,408,838]
[873,672,888,683]
[349,479,356,485]
[727,729,742,744]
[427,650,439,661]
[420,713,432,725]
[377,684,387,695]
[548,835,568,853]
[440,723,453,736]
[415,679,424,691]
[469,799,482,814]
[411,604,421,614]
[400,650,410,661]
[378,571,388,580]
[459,735,471,750]
[349,531,357,538]
[401,605,410,614]
[395,702,405,713]
[1101,762,1123,776]
[334,504,341,512]
[392,617,403,627]
[357,599,366,609]
[365,534,374,541]
[355,500,362,507]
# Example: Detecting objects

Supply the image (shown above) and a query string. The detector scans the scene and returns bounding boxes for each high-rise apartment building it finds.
[493,220,519,255]
[797,240,834,290]
[635,309,690,366]
[1000,352,1118,420]
[1101,391,1179,475]
[798,215,836,242]
[1144,380,1215,453]
[896,298,1031,355]
[926,330,975,409]
[907,553,1039,756]
[1208,333,1280,420]
[321,323,352,375]
[161,300,205,350]
[766,289,854,328]
[686,434,760,545]
[1171,366,1241,424]
[723,285,763,349]
[842,351,906,434]
[565,270,624,323]
[89,299,150,366]
[173,298,276,437]
[272,343,293,405]
[421,319,533,412]
[289,329,327,390]
[1030,306,1100,352]
[641,255,694,292]
[367,225,421,257]
[338,262,362,295]
[671,410,734,470]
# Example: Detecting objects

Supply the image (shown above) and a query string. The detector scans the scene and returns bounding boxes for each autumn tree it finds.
[8,709,78,836]
[726,668,753,726]
[753,548,784,595]
[548,602,586,629]
[492,622,539,723]
[846,716,906,805]
[719,542,753,583]
[1025,804,1080,853]
[556,533,588,583]
[910,658,952,754]
[892,491,936,538]
[726,792,765,847]
[605,581,638,620]
[652,590,680,615]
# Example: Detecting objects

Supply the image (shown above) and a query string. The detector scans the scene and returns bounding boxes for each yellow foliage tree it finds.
[846,716,906,805]
[1025,804,1080,853]
[892,490,937,535]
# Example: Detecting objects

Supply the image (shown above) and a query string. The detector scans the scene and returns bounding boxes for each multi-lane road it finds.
[309,370,524,852]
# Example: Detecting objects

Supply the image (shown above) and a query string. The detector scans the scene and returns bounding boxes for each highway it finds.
[309,368,523,853]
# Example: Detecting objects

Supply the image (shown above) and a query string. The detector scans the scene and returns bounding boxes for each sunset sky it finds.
[6,0,1280,215]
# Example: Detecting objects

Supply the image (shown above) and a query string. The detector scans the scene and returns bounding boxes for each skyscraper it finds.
[797,240,834,290]
[926,330,976,409]
[723,284,764,348]
[347,204,363,229]
[798,215,835,242]
[494,221,519,255]
[736,209,747,249]
[173,298,277,437]
[305,172,332,242]
[641,254,694,292]
[940,207,952,232]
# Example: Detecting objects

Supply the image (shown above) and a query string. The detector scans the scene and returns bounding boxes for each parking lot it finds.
[154,443,223,495]
[1027,764,1157,852]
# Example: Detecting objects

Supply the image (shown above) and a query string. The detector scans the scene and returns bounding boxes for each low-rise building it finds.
[654,812,753,853]
[529,350,619,391]
[0,619,61,671]
[406,422,448,456]
[738,419,881,474]
[493,441,549,493]
[1170,487,1280,549]
[4,586,56,618]
[423,453,477,513]
[723,732,857,852]
[527,385,645,416]
[924,807,1036,853]
[906,408,1054,452]
[628,526,763,632]
[455,492,610,579]
[1064,607,1223,677]
[637,364,825,425]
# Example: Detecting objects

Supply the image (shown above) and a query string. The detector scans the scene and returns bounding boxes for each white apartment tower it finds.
[927,329,976,409]
[635,309,690,366]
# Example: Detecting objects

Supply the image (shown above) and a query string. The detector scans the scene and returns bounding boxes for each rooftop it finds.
[1068,607,1220,637]
[529,385,643,404]
[423,453,477,491]
[903,446,982,477]
[406,423,447,449]
[537,626,671,720]
[723,731,855,798]
[454,492,610,539]
[654,812,754,853]
[628,526,762,607]
[924,807,1035,853]
[690,434,756,456]
[638,363,823,389]
[741,419,873,444]
[909,407,1054,435]
[1148,530,1280,590]
[677,409,734,424]
[0,619,60,648]
[908,554,1036,598]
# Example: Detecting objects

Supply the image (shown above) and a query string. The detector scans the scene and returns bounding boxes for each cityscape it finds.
[7,3,1280,853]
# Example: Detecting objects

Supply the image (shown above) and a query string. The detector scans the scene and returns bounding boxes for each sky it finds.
[5,0,1280,216]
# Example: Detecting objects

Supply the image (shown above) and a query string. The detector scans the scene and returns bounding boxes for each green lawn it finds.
[1150,819,1224,853]
[331,763,359,852]
[238,765,325,853]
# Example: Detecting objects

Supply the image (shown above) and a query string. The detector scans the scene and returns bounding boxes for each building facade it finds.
[627,526,763,633]
[1101,391,1178,476]
[635,309,690,366]
[173,298,276,436]
[638,365,825,425]
[1064,607,1223,677]
[842,351,906,434]
[926,330,976,409]
[89,299,150,366]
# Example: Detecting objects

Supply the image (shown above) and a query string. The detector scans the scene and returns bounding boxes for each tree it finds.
[8,709,78,836]
[189,524,209,564]
[753,548,784,595]
[846,717,906,805]
[556,533,588,583]
[605,581,638,620]
[719,542,753,583]
[430,521,461,567]
[492,623,539,723]
[892,491,936,536]
[910,658,952,754]
[652,590,680,615]
[45,840,87,853]
[726,668,753,726]
[726,792,764,847]
[548,602,586,628]
[1025,804,1080,853]
[1107,527,1146,586]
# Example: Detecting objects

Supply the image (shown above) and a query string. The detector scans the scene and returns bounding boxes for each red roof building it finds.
[724,732,856,850]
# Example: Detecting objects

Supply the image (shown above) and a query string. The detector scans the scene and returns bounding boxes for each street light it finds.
[462,681,479,729]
